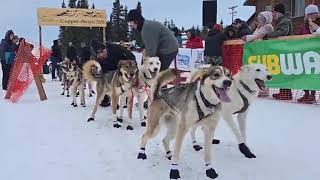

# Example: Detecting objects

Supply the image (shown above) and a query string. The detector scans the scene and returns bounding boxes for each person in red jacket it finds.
[185,29,203,49]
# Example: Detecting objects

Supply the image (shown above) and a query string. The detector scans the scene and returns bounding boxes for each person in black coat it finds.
[91,40,136,107]
[234,18,253,38]
[51,40,62,80]
[0,30,15,90]
[204,24,227,65]
[66,42,78,64]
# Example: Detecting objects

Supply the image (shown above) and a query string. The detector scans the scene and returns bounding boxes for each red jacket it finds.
[186,36,203,49]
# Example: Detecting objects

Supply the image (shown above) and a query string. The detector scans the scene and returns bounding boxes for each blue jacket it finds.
[0,39,15,64]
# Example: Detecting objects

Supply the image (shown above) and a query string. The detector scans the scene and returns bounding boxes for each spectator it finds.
[0,30,16,90]
[233,18,253,38]
[265,3,294,100]
[306,5,320,34]
[172,27,182,48]
[204,24,227,65]
[296,4,320,103]
[185,29,203,48]
[127,9,178,71]
[242,11,274,42]
[51,40,62,80]
[224,25,237,39]
[12,35,19,52]
[66,42,78,64]
[91,40,136,107]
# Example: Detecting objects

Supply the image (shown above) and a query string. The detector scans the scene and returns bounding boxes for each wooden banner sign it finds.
[37,8,107,27]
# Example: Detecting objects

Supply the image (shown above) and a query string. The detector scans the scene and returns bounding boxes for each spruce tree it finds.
[136,1,142,14]
[68,0,77,8]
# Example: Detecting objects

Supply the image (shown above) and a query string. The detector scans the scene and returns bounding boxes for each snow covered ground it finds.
[1,75,320,180]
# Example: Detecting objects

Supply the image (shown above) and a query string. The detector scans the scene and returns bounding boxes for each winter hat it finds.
[274,3,286,14]
[234,18,243,24]
[305,4,319,15]
[213,24,222,31]
[127,9,144,22]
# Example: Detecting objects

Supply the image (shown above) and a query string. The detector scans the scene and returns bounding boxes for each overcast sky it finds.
[0,0,254,47]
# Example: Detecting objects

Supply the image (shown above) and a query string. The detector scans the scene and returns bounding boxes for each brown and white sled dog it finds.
[190,64,272,159]
[137,66,233,179]
[83,60,138,130]
[129,56,161,127]
[59,61,86,107]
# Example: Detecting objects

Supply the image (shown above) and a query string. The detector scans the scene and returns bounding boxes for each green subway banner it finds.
[243,36,320,90]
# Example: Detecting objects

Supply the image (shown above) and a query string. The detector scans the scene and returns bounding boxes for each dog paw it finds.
[206,168,218,179]
[212,139,220,144]
[239,143,256,158]
[141,121,146,127]
[82,105,86,107]
[87,118,94,122]
[126,125,134,131]
[73,104,78,107]
[113,123,121,128]
[193,145,203,151]
[61,93,65,95]
[137,153,147,160]
[89,94,93,97]
[80,103,84,106]
[71,102,74,106]
[67,95,70,97]
[170,167,181,179]
[117,117,123,123]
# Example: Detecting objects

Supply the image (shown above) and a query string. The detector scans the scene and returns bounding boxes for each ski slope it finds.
[1,77,320,180]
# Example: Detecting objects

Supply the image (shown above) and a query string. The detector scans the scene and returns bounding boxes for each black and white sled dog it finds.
[59,61,86,107]
[190,63,272,159]
[137,66,233,179]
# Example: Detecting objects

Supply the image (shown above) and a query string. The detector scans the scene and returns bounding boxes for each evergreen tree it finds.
[220,19,224,29]
[164,19,169,28]
[168,19,176,30]
[92,3,95,9]
[62,0,66,8]
[109,0,129,42]
[136,1,142,14]
[68,0,77,8]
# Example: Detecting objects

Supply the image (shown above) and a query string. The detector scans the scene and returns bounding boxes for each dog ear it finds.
[240,65,250,73]
[118,60,126,68]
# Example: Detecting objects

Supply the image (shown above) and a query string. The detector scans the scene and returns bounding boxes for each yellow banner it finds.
[37,8,107,27]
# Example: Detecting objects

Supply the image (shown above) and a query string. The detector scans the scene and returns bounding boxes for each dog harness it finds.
[234,81,253,114]
[194,82,218,122]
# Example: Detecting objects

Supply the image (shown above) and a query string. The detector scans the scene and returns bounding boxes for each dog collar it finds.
[240,80,255,94]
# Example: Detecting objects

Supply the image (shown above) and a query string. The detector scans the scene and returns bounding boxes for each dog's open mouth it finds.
[125,73,133,81]
[255,79,266,91]
[149,69,158,79]
[212,85,231,103]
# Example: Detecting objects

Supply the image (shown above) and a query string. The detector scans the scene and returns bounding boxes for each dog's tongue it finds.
[218,89,231,103]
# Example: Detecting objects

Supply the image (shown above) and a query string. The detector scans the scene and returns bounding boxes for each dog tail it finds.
[82,60,102,82]
[151,69,179,100]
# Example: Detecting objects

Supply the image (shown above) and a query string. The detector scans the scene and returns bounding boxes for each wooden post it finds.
[36,26,47,101]
[102,27,106,43]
